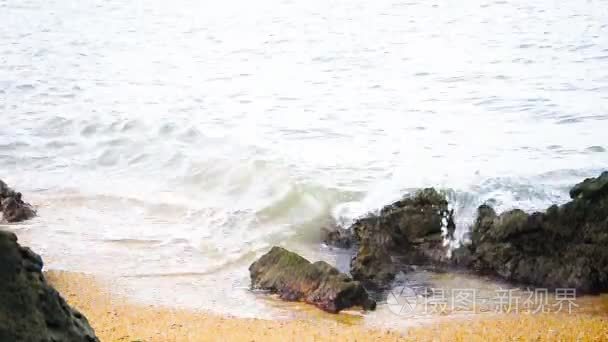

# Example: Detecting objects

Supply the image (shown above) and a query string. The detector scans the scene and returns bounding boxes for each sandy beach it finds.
[47,271,608,341]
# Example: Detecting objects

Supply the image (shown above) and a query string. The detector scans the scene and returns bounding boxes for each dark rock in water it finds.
[0,180,36,223]
[350,188,455,289]
[0,230,99,341]
[249,246,376,313]
[460,171,608,293]
[451,243,475,269]
[569,171,608,200]
[321,222,354,249]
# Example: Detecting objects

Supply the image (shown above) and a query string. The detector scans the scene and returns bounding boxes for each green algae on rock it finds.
[249,246,376,313]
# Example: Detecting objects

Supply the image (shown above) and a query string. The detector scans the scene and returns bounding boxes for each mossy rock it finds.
[249,247,376,313]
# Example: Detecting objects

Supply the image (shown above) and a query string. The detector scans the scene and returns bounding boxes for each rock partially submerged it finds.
[349,188,455,288]
[249,246,376,313]
[0,180,36,223]
[456,171,608,293]
[321,222,354,249]
[0,230,99,341]
[569,171,608,200]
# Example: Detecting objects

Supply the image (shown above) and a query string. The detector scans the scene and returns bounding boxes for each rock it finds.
[569,171,608,200]
[451,243,475,269]
[0,180,36,223]
[249,246,376,313]
[0,230,99,341]
[462,171,608,293]
[350,188,455,288]
[321,223,354,249]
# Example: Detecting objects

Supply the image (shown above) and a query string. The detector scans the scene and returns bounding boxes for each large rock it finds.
[350,188,455,288]
[249,246,376,313]
[0,180,36,223]
[458,171,608,293]
[0,230,99,341]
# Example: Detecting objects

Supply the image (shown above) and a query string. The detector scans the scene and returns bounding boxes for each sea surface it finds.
[1,0,608,326]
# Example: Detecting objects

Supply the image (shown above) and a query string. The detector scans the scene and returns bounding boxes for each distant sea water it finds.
[1,0,607,323]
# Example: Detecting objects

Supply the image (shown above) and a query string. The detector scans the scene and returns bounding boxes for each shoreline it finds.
[45,271,403,341]
[46,270,608,341]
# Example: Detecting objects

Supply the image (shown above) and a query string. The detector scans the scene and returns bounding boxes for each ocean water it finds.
[1,0,608,322]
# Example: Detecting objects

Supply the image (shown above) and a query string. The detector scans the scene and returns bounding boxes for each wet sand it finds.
[46,271,608,341]
[46,271,403,341]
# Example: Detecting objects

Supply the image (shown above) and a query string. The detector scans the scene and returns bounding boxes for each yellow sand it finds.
[46,271,608,342]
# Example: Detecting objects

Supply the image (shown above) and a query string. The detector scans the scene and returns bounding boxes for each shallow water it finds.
[1,0,608,324]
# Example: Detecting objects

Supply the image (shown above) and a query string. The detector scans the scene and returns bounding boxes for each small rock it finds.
[321,223,354,249]
[569,171,608,200]
[0,180,36,223]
